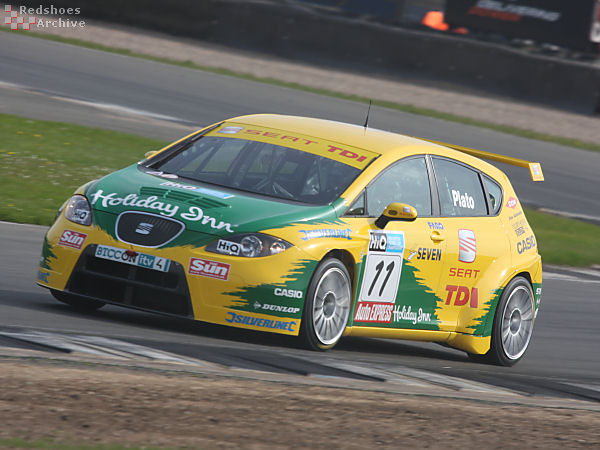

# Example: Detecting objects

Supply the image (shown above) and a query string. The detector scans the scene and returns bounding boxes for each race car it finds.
[37,114,543,366]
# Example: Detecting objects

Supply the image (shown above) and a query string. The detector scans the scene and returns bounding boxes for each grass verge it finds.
[0,113,163,225]
[0,437,167,450]
[1,113,598,266]
[3,27,600,154]
[525,210,600,267]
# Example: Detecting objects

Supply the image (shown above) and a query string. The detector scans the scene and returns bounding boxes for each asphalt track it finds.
[1,33,600,403]
[1,221,599,404]
[1,32,599,218]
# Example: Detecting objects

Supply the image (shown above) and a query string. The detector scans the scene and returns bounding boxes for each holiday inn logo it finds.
[4,4,85,30]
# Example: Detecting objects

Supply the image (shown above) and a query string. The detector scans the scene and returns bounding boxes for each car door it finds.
[430,156,510,334]
[344,156,447,331]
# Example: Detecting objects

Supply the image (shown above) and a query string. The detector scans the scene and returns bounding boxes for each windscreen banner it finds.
[444,0,600,51]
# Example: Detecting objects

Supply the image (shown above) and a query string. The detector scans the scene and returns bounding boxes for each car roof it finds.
[226,113,509,184]
[228,114,437,155]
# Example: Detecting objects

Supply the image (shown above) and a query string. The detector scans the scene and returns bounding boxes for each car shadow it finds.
[3,289,468,364]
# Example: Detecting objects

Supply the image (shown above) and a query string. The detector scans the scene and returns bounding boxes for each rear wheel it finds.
[51,290,106,312]
[300,258,352,350]
[470,277,535,366]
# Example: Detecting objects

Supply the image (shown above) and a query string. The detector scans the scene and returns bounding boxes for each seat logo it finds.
[135,222,154,235]
[458,229,476,263]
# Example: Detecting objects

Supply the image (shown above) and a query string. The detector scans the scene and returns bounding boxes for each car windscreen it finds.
[146,136,362,205]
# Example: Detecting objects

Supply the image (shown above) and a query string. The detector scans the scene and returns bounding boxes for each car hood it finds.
[85,165,338,239]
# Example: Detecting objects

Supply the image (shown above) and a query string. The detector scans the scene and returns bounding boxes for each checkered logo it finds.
[4,5,37,30]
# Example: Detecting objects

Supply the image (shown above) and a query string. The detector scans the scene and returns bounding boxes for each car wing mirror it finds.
[375,202,418,229]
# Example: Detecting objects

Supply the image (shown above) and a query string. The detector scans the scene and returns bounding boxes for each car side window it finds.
[345,192,365,216]
[483,176,503,215]
[432,157,487,217]
[366,157,432,217]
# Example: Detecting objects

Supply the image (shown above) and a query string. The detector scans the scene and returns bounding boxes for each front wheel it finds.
[51,290,106,312]
[471,277,535,366]
[300,258,352,350]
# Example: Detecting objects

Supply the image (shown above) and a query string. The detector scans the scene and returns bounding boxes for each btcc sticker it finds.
[452,189,475,209]
[358,231,404,304]
[444,285,479,308]
[188,258,230,280]
[95,245,170,272]
[225,312,297,332]
[90,190,234,232]
[458,229,476,263]
[392,305,432,325]
[58,230,87,250]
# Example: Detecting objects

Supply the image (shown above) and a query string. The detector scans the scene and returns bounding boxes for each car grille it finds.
[116,211,184,247]
[65,245,193,317]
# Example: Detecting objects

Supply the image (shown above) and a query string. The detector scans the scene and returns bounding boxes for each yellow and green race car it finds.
[37,114,543,366]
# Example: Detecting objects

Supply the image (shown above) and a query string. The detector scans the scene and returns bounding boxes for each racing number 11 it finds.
[368,260,395,296]
[358,231,404,304]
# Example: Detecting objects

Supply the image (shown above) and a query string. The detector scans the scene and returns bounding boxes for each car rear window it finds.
[432,157,488,217]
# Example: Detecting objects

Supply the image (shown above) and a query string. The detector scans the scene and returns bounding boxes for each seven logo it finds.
[458,229,476,263]
[506,197,518,209]
[188,258,230,281]
[416,247,442,261]
[58,230,87,249]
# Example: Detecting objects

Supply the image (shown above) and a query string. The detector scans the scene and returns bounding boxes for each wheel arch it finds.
[484,270,535,332]
[299,249,355,350]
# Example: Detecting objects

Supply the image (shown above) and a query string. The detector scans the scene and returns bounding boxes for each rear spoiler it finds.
[419,137,544,182]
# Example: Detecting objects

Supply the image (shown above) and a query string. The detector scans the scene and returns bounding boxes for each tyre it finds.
[300,258,352,350]
[470,277,535,366]
[51,289,106,312]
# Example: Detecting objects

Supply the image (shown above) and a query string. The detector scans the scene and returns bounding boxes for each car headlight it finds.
[206,233,292,257]
[64,195,92,226]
